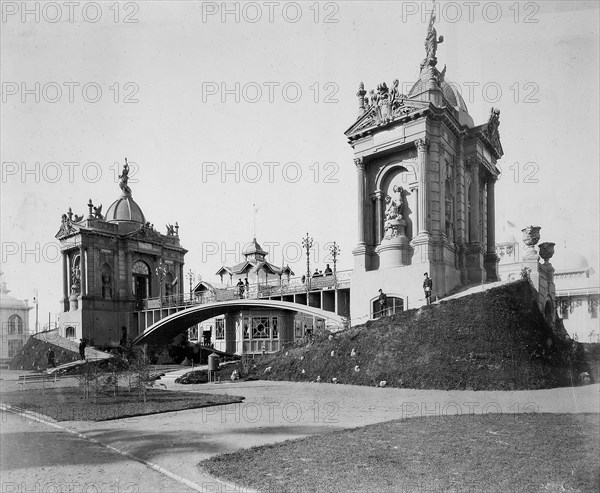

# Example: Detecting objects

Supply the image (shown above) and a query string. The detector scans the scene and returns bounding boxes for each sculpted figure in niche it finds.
[383,186,405,239]
[383,185,406,239]
[71,256,81,294]
[102,272,112,299]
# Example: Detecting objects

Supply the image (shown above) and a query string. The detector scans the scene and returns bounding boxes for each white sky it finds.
[1,1,599,327]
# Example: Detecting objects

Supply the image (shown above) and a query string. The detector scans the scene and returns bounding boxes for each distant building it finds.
[0,272,32,364]
[216,238,294,291]
[496,223,599,342]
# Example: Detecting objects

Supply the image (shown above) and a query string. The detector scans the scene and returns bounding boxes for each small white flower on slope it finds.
[301,369,305,374]
[285,352,289,356]
[300,356,304,360]
[330,351,335,357]
[350,348,357,358]
[379,380,387,387]
[264,367,272,373]
[328,335,333,340]
[354,365,360,372]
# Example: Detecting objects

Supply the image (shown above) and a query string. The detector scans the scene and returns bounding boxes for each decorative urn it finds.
[538,242,556,263]
[521,226,541,259]
[522,226,541,247]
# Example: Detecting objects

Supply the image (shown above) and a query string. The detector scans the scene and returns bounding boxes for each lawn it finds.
[200,413,599,492]
[0,387,244,421]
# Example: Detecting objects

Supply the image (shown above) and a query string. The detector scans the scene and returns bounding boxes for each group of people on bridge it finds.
[301,264,333,284]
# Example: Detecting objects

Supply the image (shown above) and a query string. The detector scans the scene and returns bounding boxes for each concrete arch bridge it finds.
[133,299,346,354]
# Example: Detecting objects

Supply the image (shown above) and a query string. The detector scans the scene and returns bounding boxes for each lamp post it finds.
[33,288,39,333]
[302,233,313,293]
[186,269,195,302]
[329,241,341,291]
[156,261,167,305]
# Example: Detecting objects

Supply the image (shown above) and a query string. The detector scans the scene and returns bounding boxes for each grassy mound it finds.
[243,280,591,390]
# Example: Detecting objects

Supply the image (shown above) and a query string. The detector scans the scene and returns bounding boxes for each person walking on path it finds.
[423,273,433,305]
[378,289,389,317]
[79,338,87,360]
[47,348,56,368]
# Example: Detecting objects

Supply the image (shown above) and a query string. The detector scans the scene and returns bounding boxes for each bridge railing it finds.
[138,269,352,311]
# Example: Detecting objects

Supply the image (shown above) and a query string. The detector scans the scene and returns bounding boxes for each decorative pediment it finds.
[127,224,164,243]
[345,97,429,137]
[55,214,80,239]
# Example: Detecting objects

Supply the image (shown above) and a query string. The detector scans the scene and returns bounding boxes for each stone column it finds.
[470,159,481,244]
[79,244,86,296]
[113,249,119,300]
[415,138,430,237]
[484,176,499,281]
[126,251,133,299]
[486,177,496,255]
[355,157,366,245]
[374,191,384,243]
[62,252,68,306]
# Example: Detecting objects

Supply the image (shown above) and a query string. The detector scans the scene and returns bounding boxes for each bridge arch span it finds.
[133,299,345,345]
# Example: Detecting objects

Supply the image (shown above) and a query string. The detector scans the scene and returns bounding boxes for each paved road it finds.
[0,412,198,492]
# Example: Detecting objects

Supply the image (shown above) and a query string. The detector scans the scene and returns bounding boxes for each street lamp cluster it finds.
[302,233,341,292]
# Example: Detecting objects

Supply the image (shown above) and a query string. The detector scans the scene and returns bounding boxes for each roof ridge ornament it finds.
[119,158,132,196]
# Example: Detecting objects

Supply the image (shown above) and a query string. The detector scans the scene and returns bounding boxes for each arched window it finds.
[132,261,150,275]
[8,314,23,335]
[65,326,76,339]
[132,261,151,306]
[165,272,174,297]
[371,297,404,318]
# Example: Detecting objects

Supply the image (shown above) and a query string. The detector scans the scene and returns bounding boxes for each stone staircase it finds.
[33,331,112,374]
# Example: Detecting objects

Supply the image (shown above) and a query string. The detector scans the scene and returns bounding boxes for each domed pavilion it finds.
[55,161,187,346]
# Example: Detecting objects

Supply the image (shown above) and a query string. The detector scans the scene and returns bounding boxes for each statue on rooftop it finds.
[421,8,444,72]
[119,158,132,195]
[93,204,103,219]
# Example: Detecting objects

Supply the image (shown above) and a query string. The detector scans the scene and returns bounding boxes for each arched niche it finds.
[373,161,417,242]
[101,263,113,300]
